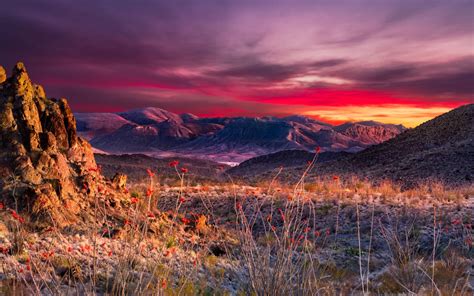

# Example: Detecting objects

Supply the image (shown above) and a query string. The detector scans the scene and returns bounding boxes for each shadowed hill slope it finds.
[229,104,474,186]
[319,103,474,185]
[228,150,350,179]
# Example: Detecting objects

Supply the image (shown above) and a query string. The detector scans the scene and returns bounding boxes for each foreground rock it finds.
[0,62,122,226]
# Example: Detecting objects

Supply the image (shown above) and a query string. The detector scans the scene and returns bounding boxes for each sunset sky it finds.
[1,0,472,127]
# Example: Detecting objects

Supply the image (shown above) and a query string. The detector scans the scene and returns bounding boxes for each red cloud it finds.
[240,88,468,109]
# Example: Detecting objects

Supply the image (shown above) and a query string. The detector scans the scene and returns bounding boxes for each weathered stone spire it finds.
[0,62,110,225]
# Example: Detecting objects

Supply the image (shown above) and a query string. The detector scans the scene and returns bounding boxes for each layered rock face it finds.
[0,63,105,223]
[335,122,406,146]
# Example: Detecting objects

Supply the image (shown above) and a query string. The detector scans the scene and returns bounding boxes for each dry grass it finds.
[0,157,472,295]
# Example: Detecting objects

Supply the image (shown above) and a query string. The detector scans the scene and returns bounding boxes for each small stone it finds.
[112,173,127,189]
[195,214,209,234]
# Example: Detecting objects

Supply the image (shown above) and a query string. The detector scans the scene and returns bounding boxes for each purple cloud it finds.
[0,0,472,120]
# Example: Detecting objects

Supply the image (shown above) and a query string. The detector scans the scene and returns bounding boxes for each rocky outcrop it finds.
[335,121,406,146]
[0,62,116,225]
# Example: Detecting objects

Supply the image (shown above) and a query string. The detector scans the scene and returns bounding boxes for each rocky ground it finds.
[0,182,472,295]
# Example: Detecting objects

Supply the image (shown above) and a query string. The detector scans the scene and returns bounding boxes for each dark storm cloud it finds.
[208,61,303,82]
[0,0,226,68]
[206,58,349,84]
[389,71,474,97]
[329,56,474,100]
[350,66,416,83]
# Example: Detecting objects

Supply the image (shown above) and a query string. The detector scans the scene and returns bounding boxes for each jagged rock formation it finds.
[0,62,115,225]
[334,121,406,146]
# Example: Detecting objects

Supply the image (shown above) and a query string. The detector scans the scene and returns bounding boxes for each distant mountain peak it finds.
[180,113,199,122]
[282,115,332,126]
[118,107,183,125]
[76,106,407,163]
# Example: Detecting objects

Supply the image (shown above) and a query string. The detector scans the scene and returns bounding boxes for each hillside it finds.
[229,104,474,186]
[227,150,350,179]
[320,103,474,185]
[334,121,405,146]
[75,112,132,140]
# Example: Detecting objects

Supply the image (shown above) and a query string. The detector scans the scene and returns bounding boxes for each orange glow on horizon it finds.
[302,105,454,127]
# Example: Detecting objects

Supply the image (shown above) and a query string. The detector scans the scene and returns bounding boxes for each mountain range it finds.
[76,107,405,163]
[229,104,474,186]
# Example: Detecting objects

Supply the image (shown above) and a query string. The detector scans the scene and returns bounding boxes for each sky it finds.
[1,0,473,127]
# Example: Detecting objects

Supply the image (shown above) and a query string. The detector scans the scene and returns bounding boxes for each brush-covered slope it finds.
[228,104,473,186]
[319,104,474,185]
[227,150,350,179]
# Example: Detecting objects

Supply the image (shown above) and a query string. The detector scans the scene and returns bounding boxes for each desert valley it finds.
[0,63,472,295]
